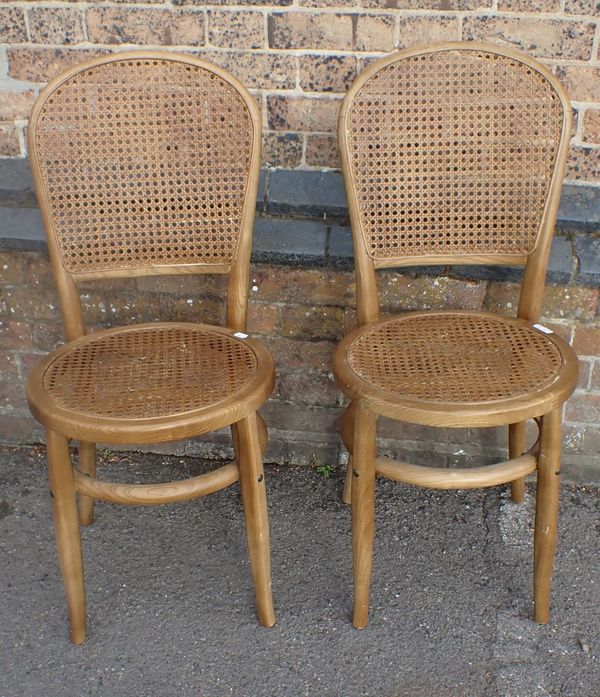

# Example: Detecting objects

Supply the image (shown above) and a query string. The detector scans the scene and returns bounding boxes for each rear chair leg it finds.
[47,429,87,644]
[77,441,96,526]
[341,402,357,505]
[534,408,561,624]
[509,421,527,503]
[236,412,275,627]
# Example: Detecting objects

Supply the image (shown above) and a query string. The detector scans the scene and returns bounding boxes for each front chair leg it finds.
[351,404,377,629]
[236,412,275,627]
[509,421,527,503]
[77,441,96,526]
[46,429,87,644]
[533,407,561,624]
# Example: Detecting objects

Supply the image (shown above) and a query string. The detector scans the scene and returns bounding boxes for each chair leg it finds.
[341,402,357,505]
[351,404,377,629]
[533,407,561,624]
[509,422,526,503]
[236,412,275,628]
[77,441,96,526]
[46,429,87,644]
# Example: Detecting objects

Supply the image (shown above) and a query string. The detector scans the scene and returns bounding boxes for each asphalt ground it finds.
[1,444,599,697]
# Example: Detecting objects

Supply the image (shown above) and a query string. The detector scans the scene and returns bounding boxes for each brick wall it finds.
[0,1,599,182]
[2,245,600,481]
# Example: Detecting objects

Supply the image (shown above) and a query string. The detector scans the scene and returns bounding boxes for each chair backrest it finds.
[28,51,261,338]
[338,42,571,325]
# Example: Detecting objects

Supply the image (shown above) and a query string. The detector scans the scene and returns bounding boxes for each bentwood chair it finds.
[26,52,275,643]
[333,42,579,628]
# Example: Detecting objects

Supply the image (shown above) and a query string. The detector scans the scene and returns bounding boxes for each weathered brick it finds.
[0,125,20,157]
[379,274,487,313]
[565,392,600,424]
[248,302,280,334]
[563,0,599,13]
[566,146,600,183]
[397,16,459,49]
[261,400,342,433]
[354,14,395,52]
[590,361,600,391]
[485,282,599,321]
[176,0,292,4]
[573,325,600,355]
[209,10,264,49]
[276,369,341,406]
[305,134,339,168]
[0,251,53,288]
[268,12,353,50]
[263,131,303,169]
[300,0,354,6]
[251,266,354,306]
[0,92,36,121]
[497,0,560,10]
[462,17,596,61]
[0,414,43,445]
[31,321,63,352]
[267,95,341,133]
[582,110,600,145]
[262,336,335,371]
[0,378,28,410]
[0,320,32,350]
[28,7,85,45]
[86,8,205,46]
[8,48,110,82]
[363,0,489,6]
[556,66,600,103]
[0,353,18,382]
[282,305,345,341]
[198,50,296,90]
[299,55,356,93]
[168,296,224,324]
[1,286,59,321]
[0,8,27,43]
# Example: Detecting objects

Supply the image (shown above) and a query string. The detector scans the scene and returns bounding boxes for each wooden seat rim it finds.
[26,322,275,444]
[332,311,579,428]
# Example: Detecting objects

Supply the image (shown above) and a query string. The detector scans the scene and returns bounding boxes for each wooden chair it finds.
[26,52,275,644]
[333,42,579,628]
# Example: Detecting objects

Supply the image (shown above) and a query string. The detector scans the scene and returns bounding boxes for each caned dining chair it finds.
[333,42,579,628]
[26,52,275,643]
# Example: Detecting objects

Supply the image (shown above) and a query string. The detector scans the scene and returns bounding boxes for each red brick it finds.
[0,320,32,350]
[0,8,27,43]
[198,50,296,90]
[305,134,339,168]
[248,302,280,334]
[268,12,353,50]
[299,54,356,94]
[0,125,20,157]
[0,92,36,121]
[209,10,264,49]
[250,266,354,306]
[397,16,458,49]
[462,17,596,61]
[565,392,600,423]
[8,48,110,82]
[262,336,335,371]
[354,14,395,52]
[282,305,345,341]
[263,132,303,169]
[86,8,205,46]
[573,325,600,355]
[28,7,85,45]
[379,275,487,313]
[267,95,341,133]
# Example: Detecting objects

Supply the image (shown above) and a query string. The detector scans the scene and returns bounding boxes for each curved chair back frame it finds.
[28,51,262,338]
[338,42,572,325]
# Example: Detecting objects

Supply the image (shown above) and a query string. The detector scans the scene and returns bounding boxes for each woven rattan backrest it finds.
[339,43,571,268]
[29,53,260,277]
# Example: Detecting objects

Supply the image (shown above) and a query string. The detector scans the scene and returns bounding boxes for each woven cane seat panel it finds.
[346,49,563,260]
[42,326,258,419]
[34,58,254,273]
[347,314,562,403]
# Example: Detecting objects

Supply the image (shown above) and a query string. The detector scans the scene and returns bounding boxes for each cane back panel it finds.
[30,55,257,274]
[341,46,567,262]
